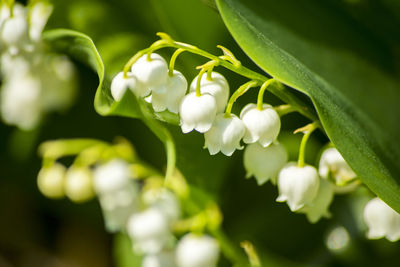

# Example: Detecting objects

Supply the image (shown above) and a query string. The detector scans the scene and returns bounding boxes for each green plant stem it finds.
[257,78,275,110]
[297,122,318,167]
[169,48,185,76]
[211,228,248,266]
[225,80,259,117]
[196,68,207,96]
[274,104,296,117]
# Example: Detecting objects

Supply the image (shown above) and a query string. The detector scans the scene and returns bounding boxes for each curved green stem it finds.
[274,104,296,117]
[196,68,207,97]
[211,228,248,266]
[225,80,259,117]
[257,78,275,110]
[169,48,185,76]
[296,122,318,167]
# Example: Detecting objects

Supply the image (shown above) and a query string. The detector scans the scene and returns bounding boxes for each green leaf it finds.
[216,0,400,212]
[42,29,177,179]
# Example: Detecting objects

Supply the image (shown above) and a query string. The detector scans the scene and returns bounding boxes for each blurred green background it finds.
[1,0,399,266]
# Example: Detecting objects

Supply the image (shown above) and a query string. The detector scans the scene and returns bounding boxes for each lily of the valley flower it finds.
[240,103,281,147]
[29,1,53,41]
[176,233,220,267]
[1,13,28,49]
[127,208,173,254]
[64,167,95,203]
[276,162,320,211]
[111,71,145,100]
[319,147,356,185]
[142,251,176,267]
[94,160,139,232]
[363,197,400,242]
[243,142,287,185]
[37,163,67,199]
[142,188,181,223]
[298,178,335,223]
[131,53,169,93]
[150,70,187,114]
[179,92,217,133]
[204,113,245,156]
[189,71,229,113]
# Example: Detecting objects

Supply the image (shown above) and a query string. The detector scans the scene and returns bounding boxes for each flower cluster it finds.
[37,139,221,267]
[0,1,76,130]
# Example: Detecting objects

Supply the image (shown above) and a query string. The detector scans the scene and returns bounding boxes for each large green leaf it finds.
[216,0,400,212]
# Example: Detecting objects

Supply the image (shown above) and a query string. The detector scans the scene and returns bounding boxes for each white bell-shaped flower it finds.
[240,103,281,147]
[204,113,245,156]
[127,208,173,254]
[150,70,187,114]
[0,2,10,27]
[142,251,176,267]
[142,188,180,223]
[319,147,356,185]
[179,92,217,133]
[37,163,66,199]
[363,197,400,242]
[64,167,94,203]
[276,162,320,211]
[94,160,139,232]
[176,233,219,267]
[1,13,28,47]
[111,71,147,100]
[29,1,53,41]
[131,53,168,93]
[298,178,335,223]
[243,142,287,185]
[189,72,229,113]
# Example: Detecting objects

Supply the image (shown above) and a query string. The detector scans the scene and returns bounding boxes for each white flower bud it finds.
[363,197,400,242]
[176,233,219,267]
[94,160,139,232]
[37,163,66,199]
[65,167,94,203]
[240,103,280,147]
[179,92,217,133]
[29,2,53,41]
[131,53,168,93]
[1,14,28,47]
[276,163,320,211]
[127,208,172,254]
[319,147,356,185]
[142,251,176,267]
[298,178,335,223]
[150,70,187,114]
[204,113,245,156]
[189,72,229,113]
[142,188,180,223]
[0,3,10,28]
[243,142,287,185]
[111,71,147,100]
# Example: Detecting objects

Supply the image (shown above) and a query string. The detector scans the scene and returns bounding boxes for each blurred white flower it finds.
[142,251,176,267]
[29,1,53,41]
[298,178,335,223]
[243,142,287,185]
[176,233,219,267]
[64,167,94,203]
[189,72,229,113]
[179,92,217,133]
[142,188,180,223]
[127,208,173,254]
[363,197,400,242]
[37,163,67,199]
[204,113,245,156]
[131,53,168,93]
[1,13,28,49]
[240,103,280,147]
[276,162,320,211]
[111,71,145,100]
[150,70,187,113]
[319,147,356,185]
[94,160,139,232]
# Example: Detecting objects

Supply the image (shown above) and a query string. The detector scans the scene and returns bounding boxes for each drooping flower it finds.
[243,142,287,185]
[142,251,176,267]
[1,13,28,48]
[37,163,67,199]
[189,72,229,113]
[93,160,139,232]
[319,147,356,185]
[363,197,400,242]
[127,208,173,254]
[111,71,145,100]
[29,1,53,41]
[204,113,245,156]
[64,167,95,203]
[298,178,335,223]
[142,187,181,224]
[240,103,281,147]
[176,233,220,267]
[179,92,217,133]
[276,162,320,211]
[131,53,169,93]
[150,70,187,114]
